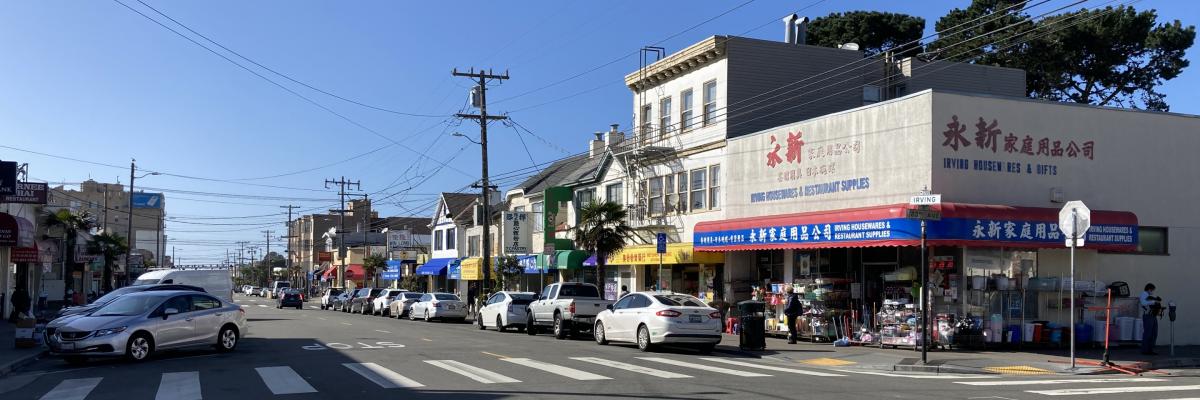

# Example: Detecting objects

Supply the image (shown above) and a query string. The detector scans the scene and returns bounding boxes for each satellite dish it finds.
[839,43,860,51]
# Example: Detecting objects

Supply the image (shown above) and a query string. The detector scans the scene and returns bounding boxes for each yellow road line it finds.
[983,365,1053,375]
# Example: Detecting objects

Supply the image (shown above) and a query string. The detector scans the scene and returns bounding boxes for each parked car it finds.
[329,292,350,311]
[245,286,260,296]
[388,292,424,319]
[268,281,291,299]
[319,288,343,310]
[254,287,270,297]
[526,282,614,339]
[372,289,407,316]
[477,291,535,332]
[133,269,235,302]
[593,292,721,353]
[346,288,384,314]
[46,290,247,364]
[409,293,466,322]
[276,289,305,309]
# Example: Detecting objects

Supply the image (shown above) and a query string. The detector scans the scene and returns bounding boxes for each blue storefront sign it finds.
[381,260,404,280]
[132,192,164,208]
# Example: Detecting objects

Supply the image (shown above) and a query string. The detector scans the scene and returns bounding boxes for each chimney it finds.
[589,132,605,158]
[782,14,798,44]
[605,124,625,147]
[795,17,809,45]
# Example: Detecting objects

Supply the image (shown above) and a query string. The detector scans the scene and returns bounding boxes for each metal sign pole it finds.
[921,219,928,364]
[1069,209,1077,370]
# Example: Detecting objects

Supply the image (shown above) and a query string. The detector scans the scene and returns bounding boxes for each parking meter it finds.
[1169,301,1177,321]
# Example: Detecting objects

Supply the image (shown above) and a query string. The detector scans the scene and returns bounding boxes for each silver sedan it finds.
[46,290,247,364]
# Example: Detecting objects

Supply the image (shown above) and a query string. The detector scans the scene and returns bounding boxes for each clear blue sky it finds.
[2,1,1196,264]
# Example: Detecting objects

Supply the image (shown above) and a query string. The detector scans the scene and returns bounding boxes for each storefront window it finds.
[755,250,784,283]
[1136,226,1168,255]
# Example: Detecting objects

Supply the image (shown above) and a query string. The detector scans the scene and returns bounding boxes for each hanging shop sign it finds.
[0,212,34,247]
[386,229,413,252]
[0,182,48,204]
[318,252,333,262]
[12,245,38,263]
[502,211,531,254]
[132,193,164,209]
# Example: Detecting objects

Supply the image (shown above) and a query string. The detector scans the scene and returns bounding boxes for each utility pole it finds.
[454,67,509,296]
[236,241,248,279]
[262,230,273,282]
[280,205,299,288]
[325,177,361,289]
[124,159,135,286]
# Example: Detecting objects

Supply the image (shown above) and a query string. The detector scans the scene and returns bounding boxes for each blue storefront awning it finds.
[415,258,457,276]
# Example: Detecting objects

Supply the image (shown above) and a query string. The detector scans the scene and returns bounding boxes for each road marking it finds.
[481,351,510,359]
[424,360,521,384]
[569,357,692,379]
[1029,385,1200,396]
[155,372,201,400]
[421,338,433,342]
[256,304,269,308]
[830,369,997,379]
[957,377,1168,386]
[309,306,320,310]
[254,366,317,395]
[343,363,424,388]
[637,357,771,377]
[40,377,102,400]
[984,365,1053,375]
[341,322,353,326]
[700,357,845,377]
[374,329,392,334]
[317,317,327,321]
[502,358,610,381]
[801,357,857,366]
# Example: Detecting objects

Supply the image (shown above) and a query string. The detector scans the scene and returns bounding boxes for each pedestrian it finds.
[9,287,31,322]
[783,285,803,344]
[1139,283,1163,355]
[619,285,630,299]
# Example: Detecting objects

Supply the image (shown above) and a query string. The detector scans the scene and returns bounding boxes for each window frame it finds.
[605,183,624,206]
[531,202,544,233]
[689,168,707,211]
[709,164,721,210]
[640,104,653,137]
[664,174,676,214]
[1102,226,1169,256]
[434,229,444,251]
[680,89,694,130]
[659,96,673,138]
[445,227,456,250]
[676,172,688,213]
[647,177,664,216]
[702,80,717,126]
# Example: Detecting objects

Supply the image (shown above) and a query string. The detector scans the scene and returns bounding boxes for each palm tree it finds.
[86,232,129,293]
[363,254,386,288]
[573,201,633,291]
[43,209,95,296]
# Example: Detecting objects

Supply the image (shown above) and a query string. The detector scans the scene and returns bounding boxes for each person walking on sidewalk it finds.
[9,287,31,322]
[783,285,803,344]
[1139,283,1162,355]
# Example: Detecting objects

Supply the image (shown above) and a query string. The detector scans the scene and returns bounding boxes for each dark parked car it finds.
[345,288,384,314]
[276,289,304,309]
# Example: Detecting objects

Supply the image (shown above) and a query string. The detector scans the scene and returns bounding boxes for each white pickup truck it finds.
[525,282,614,339]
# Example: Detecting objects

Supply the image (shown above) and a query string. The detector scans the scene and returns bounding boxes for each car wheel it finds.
[424,310,431,322]
[64,356,87,365]
[126,333,154,362]
[476,315,486,330]
[497,316,506,333]
[296,305,302,310]
[636,325,653,352]
[216,325,239,352]
[526,315,537,336]
[594,321,609,345]
[553,314,569,340]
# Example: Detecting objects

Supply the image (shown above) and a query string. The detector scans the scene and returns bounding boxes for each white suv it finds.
[320,288,344,310]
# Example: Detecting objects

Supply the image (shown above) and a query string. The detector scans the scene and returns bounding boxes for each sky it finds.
[2,0,1197,264]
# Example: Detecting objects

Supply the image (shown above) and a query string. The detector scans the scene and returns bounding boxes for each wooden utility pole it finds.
[453,68,508,296]
[280,205,299,287]
[324,177,361,288]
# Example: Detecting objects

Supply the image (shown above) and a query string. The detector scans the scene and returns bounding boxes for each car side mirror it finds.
[606,304,614,311]
[163,308,179,319]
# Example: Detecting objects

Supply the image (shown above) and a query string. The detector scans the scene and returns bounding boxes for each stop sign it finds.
[1058,201,1091,246]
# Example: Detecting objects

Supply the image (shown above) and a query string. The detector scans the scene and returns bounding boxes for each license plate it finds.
[689,314,703,323]
[60,342,75,351]
[447,305,455,310]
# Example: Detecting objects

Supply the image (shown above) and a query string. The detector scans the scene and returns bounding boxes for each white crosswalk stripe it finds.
[700,357,845,377]
[957,377,1167,386]
[155,372,202,400]
[40,377,102,400]
[569,357,692,379]
[1028,385,1200,396]
[831,368,996,379]
[424,360,521,384]
[255,366,317,394]
[257,304,269,308]
[502,358,610,381]
[637,357,771,377]
[343,363,424,388]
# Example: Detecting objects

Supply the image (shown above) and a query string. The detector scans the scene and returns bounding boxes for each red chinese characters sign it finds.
[942,115,1095,160]
[764,129,862,181]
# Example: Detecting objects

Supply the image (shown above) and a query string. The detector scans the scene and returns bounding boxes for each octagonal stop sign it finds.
[1058,200,1091,247]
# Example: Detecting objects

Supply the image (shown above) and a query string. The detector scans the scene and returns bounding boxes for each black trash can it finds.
[738,300,766,350]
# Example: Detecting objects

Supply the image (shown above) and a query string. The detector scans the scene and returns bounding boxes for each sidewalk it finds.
[713,333,1200,376]
[0,322,45,379]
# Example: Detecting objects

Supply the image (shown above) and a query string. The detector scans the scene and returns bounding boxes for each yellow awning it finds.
[607,243,724,265]
[460,258,484,280]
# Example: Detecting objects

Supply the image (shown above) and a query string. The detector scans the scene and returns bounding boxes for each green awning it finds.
[554,250,590,270]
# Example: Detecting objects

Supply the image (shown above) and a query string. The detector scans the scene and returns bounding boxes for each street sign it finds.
[909,194,941,205]
[1059,201,1091,247]
[132,193,164,208]
[905,207,942,221]
[656,233,667,254]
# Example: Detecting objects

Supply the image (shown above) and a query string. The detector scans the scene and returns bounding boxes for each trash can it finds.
[738,300,766,350]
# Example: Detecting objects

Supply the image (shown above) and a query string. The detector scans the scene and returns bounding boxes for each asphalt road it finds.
[2,294,1198,399]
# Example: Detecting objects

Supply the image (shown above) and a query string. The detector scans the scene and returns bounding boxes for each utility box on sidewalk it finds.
[737,300,766,351]
[14,317,37,348]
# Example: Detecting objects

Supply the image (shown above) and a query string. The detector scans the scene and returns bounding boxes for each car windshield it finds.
[557,285,600,299]
[509,294,535,304]
[92,295,160,317]
[327,289,342,295]
[654,295,707,307]
[404,293,422,299]
[277,282,290,288]
[92,286,142,305]
[434,294,459,301]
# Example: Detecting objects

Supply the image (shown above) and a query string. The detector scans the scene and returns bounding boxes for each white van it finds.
[133,269,235,302]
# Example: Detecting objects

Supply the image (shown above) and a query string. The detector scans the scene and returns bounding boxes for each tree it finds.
[932,1,1194,111]
[86,232,129,293]
[493,255,524,291]
[808,11,926,56]
[43,209,95,295]
[573,202,633,294]
[363,255,386,288]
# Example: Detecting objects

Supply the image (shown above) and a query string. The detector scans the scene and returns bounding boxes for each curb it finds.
[0,349,45,379]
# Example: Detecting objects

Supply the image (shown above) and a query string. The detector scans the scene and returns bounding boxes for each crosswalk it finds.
[28,355,1199,399]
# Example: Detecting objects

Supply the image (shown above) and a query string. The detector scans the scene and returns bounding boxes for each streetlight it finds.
[452,132,482,145]
[124,158,160,286]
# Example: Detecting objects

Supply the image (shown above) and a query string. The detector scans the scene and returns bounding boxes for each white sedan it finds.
[408,293,467,322]
[593,292,722,353]
[476,291,535,332]
[388,292,424,318]
[372,289,408,316]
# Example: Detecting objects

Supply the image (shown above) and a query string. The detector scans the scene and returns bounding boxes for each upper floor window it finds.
[680,89,694,130]
[532,202,544,233]
[648,177,664,215]
[709,165,721,209]
[434,230,444,251]
[575,188,596,207]
[689,168,707,211]
[675,172,688,213]
[445,228,456,250]
[468,236,481,257]
[659,97,673,138]
[639,104,653,137]
[605,183,624,206]
[703,80,717,126]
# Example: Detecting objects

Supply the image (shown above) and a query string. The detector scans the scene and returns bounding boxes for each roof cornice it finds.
[624,36,727,91]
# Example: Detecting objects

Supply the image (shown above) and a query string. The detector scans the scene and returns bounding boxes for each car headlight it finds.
[94,327,127,337]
